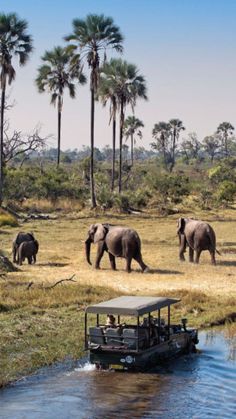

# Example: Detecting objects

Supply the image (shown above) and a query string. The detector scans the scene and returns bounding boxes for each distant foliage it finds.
[4,167,89,203]
[147,172,190,204]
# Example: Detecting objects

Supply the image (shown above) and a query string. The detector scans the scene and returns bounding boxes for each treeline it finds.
[5,153,236,213]
[1,12,236,212]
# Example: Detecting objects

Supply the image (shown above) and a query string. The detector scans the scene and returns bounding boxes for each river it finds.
[0,329,235,419]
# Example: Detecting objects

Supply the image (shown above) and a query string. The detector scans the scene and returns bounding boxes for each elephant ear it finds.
[177,218,185,235]
[94,224,107,243]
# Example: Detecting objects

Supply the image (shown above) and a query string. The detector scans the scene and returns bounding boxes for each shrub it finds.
[96,185,114,209]
[113,193,130,212]
[147,173,190,204]
[215,181,236,205]
[0,210,18,227]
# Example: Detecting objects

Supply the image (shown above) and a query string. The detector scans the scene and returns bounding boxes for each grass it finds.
[0,211,235,386]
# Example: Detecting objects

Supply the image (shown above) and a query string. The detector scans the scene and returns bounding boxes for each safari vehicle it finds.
[85,296,198,371]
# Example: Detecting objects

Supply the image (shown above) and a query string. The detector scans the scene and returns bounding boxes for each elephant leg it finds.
[195,248,202,264]
[210,250,216,265]
[134,253,148,272]
[108,252,116,270]
[28,256,32,265]
[179,235,186,261]
[125,257,132,273]
[189,247,194,263]
[15,248,20,264]
[95,242,105,269]
[33,254,36,264]
[13,247,17,263]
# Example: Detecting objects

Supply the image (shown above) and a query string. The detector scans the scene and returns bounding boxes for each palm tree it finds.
[65,14,123,208]
[36,46,86,166]
[216,122,234,157]
[151,122,171,169]
[97,60,119,191]
[124,115,144,166]
[0,12,33,204]
[168,119,185,171]
[105,59,147,193]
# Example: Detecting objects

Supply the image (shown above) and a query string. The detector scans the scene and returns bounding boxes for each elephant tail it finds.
[216,248,221,256]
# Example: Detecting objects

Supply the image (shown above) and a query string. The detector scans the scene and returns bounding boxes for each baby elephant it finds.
[18,240,39,266]
[12,232,35,264]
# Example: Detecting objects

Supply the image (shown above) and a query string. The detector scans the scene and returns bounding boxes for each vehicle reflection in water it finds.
[0,329,235,419]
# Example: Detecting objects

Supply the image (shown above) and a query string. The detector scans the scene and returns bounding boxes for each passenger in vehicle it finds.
[106,314,117,328]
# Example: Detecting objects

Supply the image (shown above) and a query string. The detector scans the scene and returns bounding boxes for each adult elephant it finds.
[12,232,35,264]
[177,217,219,264]
[85,223,149,273]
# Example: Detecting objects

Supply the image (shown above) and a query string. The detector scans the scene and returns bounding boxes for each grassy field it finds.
[0,211,236,386]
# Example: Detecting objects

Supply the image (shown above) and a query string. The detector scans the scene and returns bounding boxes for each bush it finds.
[147,173,190,204]
[0,210,18,227]
[208,164,236,184]
[96,185,114,209]
[215,181,236,205]
[4,166,89,204]
[113,193,130,212]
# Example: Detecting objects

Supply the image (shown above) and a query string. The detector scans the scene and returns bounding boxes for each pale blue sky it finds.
[1,0,236,150]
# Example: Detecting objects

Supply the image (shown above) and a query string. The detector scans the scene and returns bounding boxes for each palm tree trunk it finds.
[118,98,124,193]
[111,107,116,191]
[0,80,6,205]
[90,85,97,207]
[57,97,62,167]
[225,133,228,157]
[169,129,176,172]
[131,133,134,166]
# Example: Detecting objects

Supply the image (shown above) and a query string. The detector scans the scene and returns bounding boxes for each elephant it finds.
[17,239,39,266]
[85,223,149,273]
[12,232,35,264]
[177,217,220,264]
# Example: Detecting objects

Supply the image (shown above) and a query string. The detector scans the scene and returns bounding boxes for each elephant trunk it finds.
[85,237,92,265]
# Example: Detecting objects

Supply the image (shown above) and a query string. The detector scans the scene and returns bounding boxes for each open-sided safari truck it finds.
[85,296,198,371]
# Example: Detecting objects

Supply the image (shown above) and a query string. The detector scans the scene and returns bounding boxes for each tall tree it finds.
[124,115,144,166]
[0,12,33,204]
[36,46,86,166]
[181,132,202,163]
[112,60,147,193]
[65,14,123,207]
[202,135,220,163]
[216,122,234,157]
[98,60,119,191]
[151,122,171,169]
[168,119,185,171]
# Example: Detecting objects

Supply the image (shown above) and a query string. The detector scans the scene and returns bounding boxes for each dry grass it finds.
[1,213,235,296]
[0,212,235,386]
[21,198,84,213]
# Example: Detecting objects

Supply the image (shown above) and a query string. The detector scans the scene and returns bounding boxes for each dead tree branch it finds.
[3,125,49,165]
[44,274,76,289]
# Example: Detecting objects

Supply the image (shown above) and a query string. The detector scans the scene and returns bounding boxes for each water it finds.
[0,329,235,419]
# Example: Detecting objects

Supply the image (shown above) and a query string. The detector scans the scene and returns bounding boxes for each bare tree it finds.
[3,123,48,166]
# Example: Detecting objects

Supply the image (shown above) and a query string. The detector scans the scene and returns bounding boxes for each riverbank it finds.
[0,213,235,386]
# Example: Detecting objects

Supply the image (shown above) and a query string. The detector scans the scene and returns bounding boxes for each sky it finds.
[1,0,236,151]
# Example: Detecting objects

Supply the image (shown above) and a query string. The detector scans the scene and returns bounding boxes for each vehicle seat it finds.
[89,327,105,345]
[138,328,148,349]
[123,328,137,349]
[105,328,123,347]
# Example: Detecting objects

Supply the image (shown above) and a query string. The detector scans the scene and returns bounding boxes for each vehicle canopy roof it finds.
[86,296,180,316]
